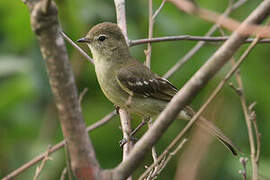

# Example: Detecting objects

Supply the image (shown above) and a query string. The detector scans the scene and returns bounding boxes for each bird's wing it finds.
[116,61,178,102]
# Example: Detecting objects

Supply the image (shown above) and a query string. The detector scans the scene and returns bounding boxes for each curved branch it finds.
[129,36,270,46]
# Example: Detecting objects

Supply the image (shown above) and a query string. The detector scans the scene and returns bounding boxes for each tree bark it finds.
[26,0,100,179]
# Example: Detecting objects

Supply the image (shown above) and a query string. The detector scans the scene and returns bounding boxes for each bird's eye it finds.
[98,35,106,42]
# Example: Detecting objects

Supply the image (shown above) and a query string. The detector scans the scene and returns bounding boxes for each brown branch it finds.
[231,40,261,179]
[60,167,68,180]
[79,88,89,106]
[60,31,94,64]
[25,1,100,179]
[129,36,270,47]
[114,0,128,41]
[169,0,270,38]
[63,142,73,180]
[144,0,163,175]
[33,146,52,180]
[139,138,188,180]
[2,110,116,180]
[152,0,166,21]
[144,0,154,67]
[110,1,270,179]
[248,102,261,163]
[220,22,260,179]
[113,1,133,180]
[239,157,248,180]
[119,109,133,162]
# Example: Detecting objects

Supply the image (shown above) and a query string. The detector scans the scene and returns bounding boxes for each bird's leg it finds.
[119,117,149,148]
[114,104,120,114]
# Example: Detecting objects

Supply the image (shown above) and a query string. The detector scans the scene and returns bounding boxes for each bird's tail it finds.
[181,106,239,156]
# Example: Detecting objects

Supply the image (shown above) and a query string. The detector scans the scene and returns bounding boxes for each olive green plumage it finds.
[77,22,238,155]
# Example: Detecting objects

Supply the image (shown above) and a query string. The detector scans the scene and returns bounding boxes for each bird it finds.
[77,22,238,155]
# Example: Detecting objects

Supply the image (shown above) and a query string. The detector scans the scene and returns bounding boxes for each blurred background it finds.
[1,0,270,179]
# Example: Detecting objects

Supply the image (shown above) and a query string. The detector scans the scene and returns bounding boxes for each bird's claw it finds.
[119,136,137,148]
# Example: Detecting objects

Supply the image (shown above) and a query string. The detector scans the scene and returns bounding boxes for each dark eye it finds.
[98,35,106,42]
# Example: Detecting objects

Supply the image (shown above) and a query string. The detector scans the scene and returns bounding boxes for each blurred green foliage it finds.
[1,0,270,179]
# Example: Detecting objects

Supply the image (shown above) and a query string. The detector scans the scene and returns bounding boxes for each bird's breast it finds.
[94,59,128,106]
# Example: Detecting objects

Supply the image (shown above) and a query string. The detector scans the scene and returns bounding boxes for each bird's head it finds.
[77,22,129,59]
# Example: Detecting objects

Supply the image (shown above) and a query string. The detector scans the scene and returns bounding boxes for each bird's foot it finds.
[119,136,137,148]
[114,105,120,115]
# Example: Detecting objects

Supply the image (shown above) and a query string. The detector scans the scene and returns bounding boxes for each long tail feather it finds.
[181,106,240,156]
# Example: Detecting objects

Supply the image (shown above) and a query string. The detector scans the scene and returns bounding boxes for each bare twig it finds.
[232,0,247,10]
[220,21,261,179]
[60,31,94,64]
[143,1,161,177]
[229,82,242,95]
[248,102,261,163]
[129,36,270,47]
[152,0,166,21]
[86,110,117,132]
[231,45,260,180]
[33,146,52,180]
[130,118,147,136]
[139,139,188,180]
[78,88,88,106]
[112,2,270,179]
[114,0,128,41]
[114,1,133,180]
[60,167,67,180]
[119,109,133,161]
[239,157,248,180]
[2,110,116,180]
[147,119,158,179]
[63,142,73,180]
[144,0,154,67]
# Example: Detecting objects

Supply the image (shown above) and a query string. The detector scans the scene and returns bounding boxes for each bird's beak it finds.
[77,37,92,43]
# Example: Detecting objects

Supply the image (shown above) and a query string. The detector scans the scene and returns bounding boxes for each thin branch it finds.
[33,146,52,180]
[86,110,117,132]
[60,31,94,64]
[114,1,133,180]
[119,109,133,161]
[232,0,247,10]
[248,102,261,163]
[221,20,261,179]
[114,0,128,41]
[144,1,160,177]
[78,88,88,106]
[130,118,147,137]
[60,167,67,180]
[63,142,73,180]
[112,2,270,179]
[147,119,158,179]
[129,36,270,47]
[2,110,116,180]
[239,157,248,180]
[152,0,166,21]
[139,139,188,180]
[232,46,260,180]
